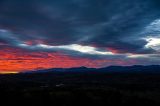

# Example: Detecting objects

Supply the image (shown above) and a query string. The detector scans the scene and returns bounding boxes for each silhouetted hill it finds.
[22,65,160,74]
[100,65,160,73]
[1,65,160,105]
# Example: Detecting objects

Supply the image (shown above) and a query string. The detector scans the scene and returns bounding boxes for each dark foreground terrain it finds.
[1,65,160,106]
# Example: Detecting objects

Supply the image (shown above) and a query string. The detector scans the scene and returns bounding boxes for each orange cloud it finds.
[0,47,138,73]
[0,47,113,73]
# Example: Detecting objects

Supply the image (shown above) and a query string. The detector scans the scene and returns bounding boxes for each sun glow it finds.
[0,71,18,74]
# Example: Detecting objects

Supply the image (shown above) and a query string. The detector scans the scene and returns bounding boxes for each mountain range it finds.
[22,65,160,74]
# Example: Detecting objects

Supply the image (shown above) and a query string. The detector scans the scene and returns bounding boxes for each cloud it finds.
[19,43,114,55]
[143,36,160,51]
[0,0,160,70]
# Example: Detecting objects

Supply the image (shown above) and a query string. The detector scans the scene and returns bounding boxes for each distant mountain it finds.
[22,65,160,74]
[99,65,160,73]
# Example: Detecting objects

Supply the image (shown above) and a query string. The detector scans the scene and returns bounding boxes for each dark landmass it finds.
[1,65,160,105]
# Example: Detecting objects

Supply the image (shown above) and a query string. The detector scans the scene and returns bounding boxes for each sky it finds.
[0,0,160,73]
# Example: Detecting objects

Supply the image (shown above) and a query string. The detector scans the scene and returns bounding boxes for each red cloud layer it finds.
[0,47,136,73]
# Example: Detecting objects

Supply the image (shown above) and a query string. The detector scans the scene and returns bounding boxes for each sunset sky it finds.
[0,0,160,73]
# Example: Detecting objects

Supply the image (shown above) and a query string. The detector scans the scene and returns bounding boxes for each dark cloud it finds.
[0,0,160,60]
